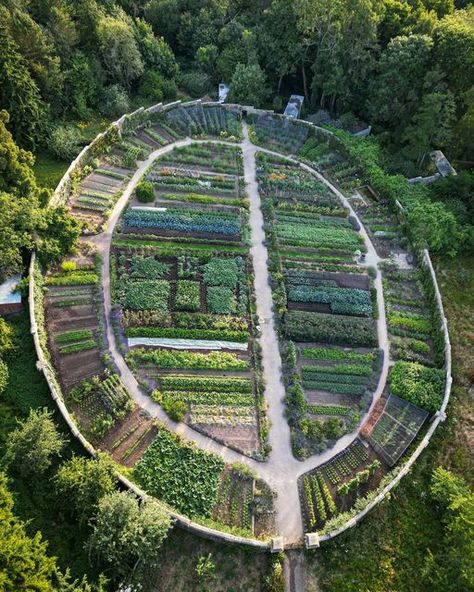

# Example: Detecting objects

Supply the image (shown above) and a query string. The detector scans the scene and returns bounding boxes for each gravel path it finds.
[89,130,391,547]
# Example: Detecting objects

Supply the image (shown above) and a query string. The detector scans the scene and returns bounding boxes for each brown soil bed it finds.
[192,423,260,457]
[58,348,104,391]
[100,410,157,467]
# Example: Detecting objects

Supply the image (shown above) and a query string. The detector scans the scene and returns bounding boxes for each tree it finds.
[36,207,83,269]
[5,408,66,477]
[0,471,57,592]
[88,491,171,583]
[0,359,8,394]
[433,7,474,95]
[367,34,435,131]
[229,63,268,106]
[134,18,178,79]
[2,6,63,105]
[424,467,474,592]
[258,0,301,94]
[65,52,100,119]
[405,198,461,256]
[401,91,455,166]
[0,21,45,147]
[0,471,107,592]
[0,316,13,356]
[97,11,144,89]
[55,453,118,522]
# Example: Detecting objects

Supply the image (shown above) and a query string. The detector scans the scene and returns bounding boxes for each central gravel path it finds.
[92,127,391,547]
[241,122,303,542]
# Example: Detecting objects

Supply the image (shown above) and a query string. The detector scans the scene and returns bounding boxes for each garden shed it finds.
[0,275,22,315]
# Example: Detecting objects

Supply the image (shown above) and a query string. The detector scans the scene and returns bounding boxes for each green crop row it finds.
[159,375,252,393]
[301,347,375,363]
[59,339,96,355]
[302,364,373,376]
[56,329,93,343]
[127,348,248,370]
[125,326,248,342]
[308,404,352,416]
[285,311,377,347]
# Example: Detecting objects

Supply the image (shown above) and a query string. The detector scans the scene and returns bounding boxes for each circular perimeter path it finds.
[89,121,390,546]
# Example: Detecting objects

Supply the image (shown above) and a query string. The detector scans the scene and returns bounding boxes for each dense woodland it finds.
[0,1,473,591]
[1,0,474,281]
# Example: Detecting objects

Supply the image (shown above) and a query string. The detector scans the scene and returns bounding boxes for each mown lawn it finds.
[311,255,474,592]
[32,151,70,190]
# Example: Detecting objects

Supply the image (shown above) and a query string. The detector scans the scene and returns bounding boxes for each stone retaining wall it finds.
[28,253,269,551]
[312,247,452,547]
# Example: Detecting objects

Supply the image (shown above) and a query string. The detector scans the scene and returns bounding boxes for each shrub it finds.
[138,70,164,101]
[61,260,77,273]
[135,180,155,203]
[162,398,188,422]
[47,125,82,161]
[178,70,212,98]
[0,358,8,393]
[100,84,130,118]
[389,361,445,412]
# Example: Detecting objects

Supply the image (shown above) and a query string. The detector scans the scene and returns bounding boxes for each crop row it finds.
[302,381,366,395]
[127,348,248,370]
[123,207,241,236]
[159,375,252,393]
[301,346,375,363]
[157,391,254,407]
[285,310,377,347]
[307,404,351,416]
[288,285,373,316]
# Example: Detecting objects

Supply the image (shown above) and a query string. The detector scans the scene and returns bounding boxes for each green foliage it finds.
[135,428,225,517]
[206,286,236,314]
[55,454,118,522]
[285,310,377,347]
[88,491,171,584]
[0,359,8,394]
[130,255,170,278]
[178,70,212,97]
[389,361,445,412]
[0,20,45,148]
[162,398,188,422]
[229,63,269,106]
[202,258,239,288]
[5,408,66,477]
[127,347,248,370]
[47,126,82,161]
[424,467,474,592]
[99,84,130,118]
[0,471,56,592]
[135,180,155,203]
[123,279,170,311]
[175,280,201,311]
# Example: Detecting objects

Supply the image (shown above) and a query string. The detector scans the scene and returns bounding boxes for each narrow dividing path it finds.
[91,130,391,548]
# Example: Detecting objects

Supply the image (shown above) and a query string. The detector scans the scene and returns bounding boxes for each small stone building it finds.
[0,275,22,315]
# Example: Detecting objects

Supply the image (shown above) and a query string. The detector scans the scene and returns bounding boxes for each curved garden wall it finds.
[28,100,452,551]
